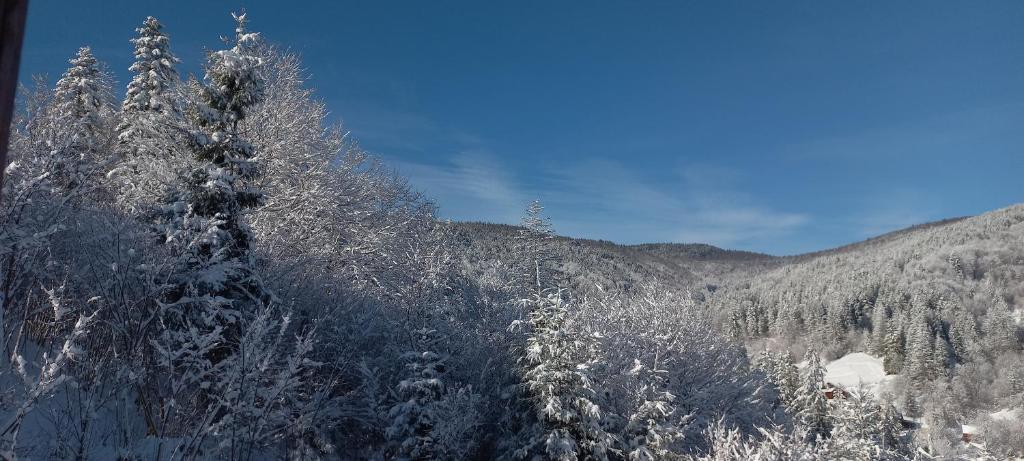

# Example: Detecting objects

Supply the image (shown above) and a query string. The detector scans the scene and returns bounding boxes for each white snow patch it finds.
[990,407,1022,422]
[824,352,887,388]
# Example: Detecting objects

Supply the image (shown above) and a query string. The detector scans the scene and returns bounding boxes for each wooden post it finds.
[0,0,28,198]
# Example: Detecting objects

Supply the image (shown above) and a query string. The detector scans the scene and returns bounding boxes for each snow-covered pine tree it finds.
[870,303,888,356]
[983,296,1019,355]
[830,386,880,446]
[160,11,267,310]
[514,200,558,295]
[947,308,978,362]
[52,46,114,192]
[793,349,831,441]
[149,13,269,437]
[115,16,182,212]
[883,318,904,375]
[386,328,448,460]
[877,400,905,454]
[621,359,679,461]
[930,333,949,375]
[516,290,615,461]
[776,354,801,412]
[120,16,179,136]
[757,350,800,411]
[903,311,934,381]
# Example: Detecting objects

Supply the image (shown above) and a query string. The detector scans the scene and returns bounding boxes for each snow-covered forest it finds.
[1,13,1021,460]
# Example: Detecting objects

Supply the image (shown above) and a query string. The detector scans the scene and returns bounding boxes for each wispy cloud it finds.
[547,159,809,249]
[344,101,813,253]
[391,150,528,224]
[675,208,810,247]
[393,149,810,252]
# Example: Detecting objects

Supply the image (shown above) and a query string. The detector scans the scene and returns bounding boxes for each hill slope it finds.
[448,221,782,293]
[453,204,1024,456]
[450,209,990,295]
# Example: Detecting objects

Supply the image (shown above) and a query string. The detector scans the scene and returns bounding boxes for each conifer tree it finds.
[775,353,801,410]
[829,388,884,459]
[757,350,800,411]
[948,308,977,362]
[118,16,179,154]
[386,328,448,460]
[903,313,933,381]
[829,385,905,455]
[516,290,614,461]
[622,360,678,461]
[984,297,1019,354]
[878,401,905,454]
[120,16,179,134]
[514,200,558,295]
[52,47,114,191]
[151,14,269,430]
[161,12,267,306]
[883,320,904,375]
[794,349,831,441]
[55,47,110,142]
[929,333,949,375]
[870,303,888,356]
[115,16,182,212]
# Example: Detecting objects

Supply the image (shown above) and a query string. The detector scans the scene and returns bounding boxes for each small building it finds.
[822,382,850,400]
[961,424,977,443]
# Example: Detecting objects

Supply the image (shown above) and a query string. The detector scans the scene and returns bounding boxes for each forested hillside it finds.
[458,207,1024,459]
[0,12,1020,461]
[709,204,1024,458]
[449,221,780,296]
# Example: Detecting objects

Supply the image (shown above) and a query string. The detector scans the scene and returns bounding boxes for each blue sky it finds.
[20,1,1024,255]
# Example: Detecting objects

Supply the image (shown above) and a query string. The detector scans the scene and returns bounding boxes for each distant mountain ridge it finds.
[450,211,980,293]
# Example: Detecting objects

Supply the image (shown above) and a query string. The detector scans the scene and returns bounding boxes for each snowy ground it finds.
[823,352,895,396]
[822,353,1023,442]
[990,407,1022,422]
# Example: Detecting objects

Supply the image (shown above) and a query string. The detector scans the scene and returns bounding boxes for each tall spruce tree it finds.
[904,312,934,381]
[52,47,113,191]
[514,201,558,295]
[883,319,905,375]
[152,14,268,421]
[762,351,801,411]
[386,328,448,460]
[794,349,831,441]
[948,308,978,362]
[55,47,110,142]
[118,16,179,150]
[984,296,1019,354]
[515,290,614,461]
[870,303,888,356]
[115,16,182,213]
[622,359,678,461]
[162,12,267,305]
